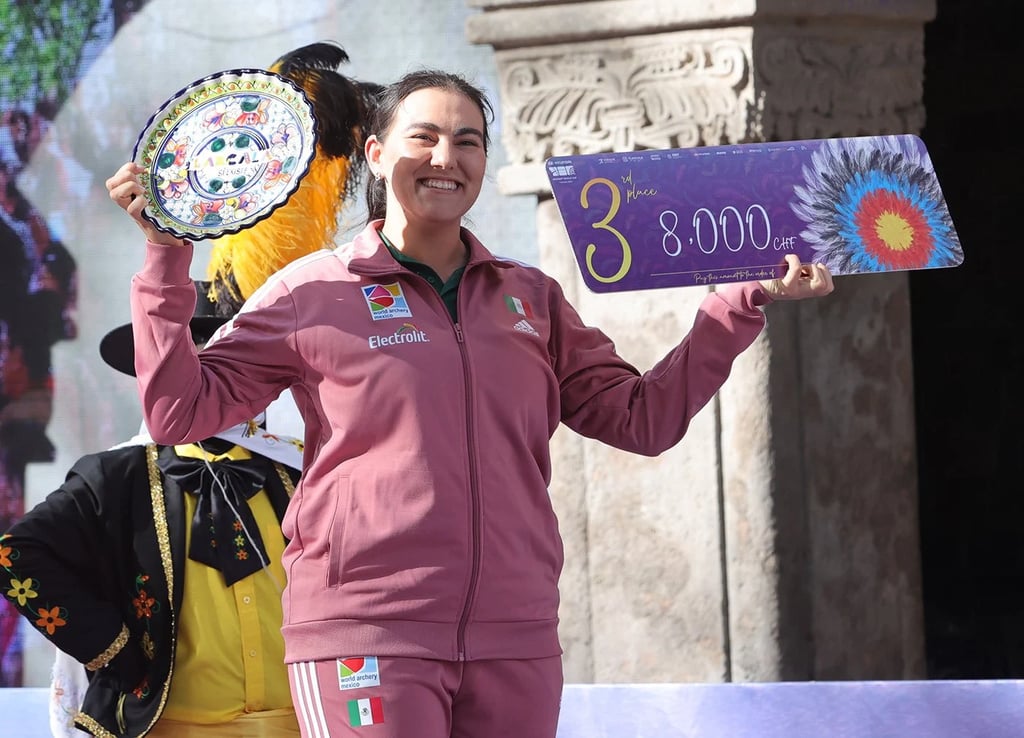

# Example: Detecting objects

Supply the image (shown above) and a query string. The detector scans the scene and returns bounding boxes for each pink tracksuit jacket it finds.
[130,222,770,665]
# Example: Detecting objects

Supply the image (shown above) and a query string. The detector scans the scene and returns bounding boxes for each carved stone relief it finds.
[494,30,756,165]
[753,28,927,141]
[492,25,927,173]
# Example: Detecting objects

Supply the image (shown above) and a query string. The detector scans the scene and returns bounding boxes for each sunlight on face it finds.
[372,87,487,228]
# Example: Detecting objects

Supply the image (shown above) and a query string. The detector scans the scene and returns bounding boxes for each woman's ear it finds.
[365,134,381,173]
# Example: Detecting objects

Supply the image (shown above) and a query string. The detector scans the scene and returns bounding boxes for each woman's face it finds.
[367,87,487,229]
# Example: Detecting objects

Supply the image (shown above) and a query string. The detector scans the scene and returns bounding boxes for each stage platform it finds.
[3,680,1024,736]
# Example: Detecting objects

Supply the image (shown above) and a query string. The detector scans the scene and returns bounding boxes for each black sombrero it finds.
[99,280,228,377]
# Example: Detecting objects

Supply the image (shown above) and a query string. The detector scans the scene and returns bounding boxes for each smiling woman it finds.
[105,68,833,738]
[363,70,492,282]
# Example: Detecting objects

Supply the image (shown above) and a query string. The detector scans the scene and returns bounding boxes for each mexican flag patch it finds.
[348,696,384,727]
[504,294,533,318]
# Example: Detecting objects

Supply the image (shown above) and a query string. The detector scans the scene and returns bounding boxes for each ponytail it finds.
[365,174,387,221]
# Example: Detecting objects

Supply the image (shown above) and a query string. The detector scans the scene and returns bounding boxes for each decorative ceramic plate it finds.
[132,68,317,240]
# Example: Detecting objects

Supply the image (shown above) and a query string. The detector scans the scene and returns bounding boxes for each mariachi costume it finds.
[1,267,305,736]
[1,435,299,736]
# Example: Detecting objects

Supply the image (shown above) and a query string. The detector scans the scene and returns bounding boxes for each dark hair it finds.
[364,70,494,222]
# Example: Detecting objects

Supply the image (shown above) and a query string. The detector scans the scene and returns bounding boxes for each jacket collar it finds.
[337,220,514,277]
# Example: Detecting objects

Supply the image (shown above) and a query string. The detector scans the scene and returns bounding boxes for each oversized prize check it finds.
[546,134,964,292]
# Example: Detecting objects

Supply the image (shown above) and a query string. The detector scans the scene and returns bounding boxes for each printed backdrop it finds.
[1,0,148,687]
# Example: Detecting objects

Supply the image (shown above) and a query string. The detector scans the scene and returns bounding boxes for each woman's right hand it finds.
[105,162,186,247]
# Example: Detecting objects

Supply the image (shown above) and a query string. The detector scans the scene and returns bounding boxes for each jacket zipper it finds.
[376,267,484,661]
[452,317,482,661]
[418,273,481,662]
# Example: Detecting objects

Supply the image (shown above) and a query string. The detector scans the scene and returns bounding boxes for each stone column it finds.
[467,0,930,682]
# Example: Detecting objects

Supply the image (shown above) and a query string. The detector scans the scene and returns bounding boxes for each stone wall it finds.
[468,0,932,682]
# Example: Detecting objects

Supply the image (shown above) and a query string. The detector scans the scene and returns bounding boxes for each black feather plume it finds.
[269,41,373,165]
[270,42,350,76]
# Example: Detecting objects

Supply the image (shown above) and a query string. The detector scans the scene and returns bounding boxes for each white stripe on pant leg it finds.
[290,662,319,738]
[292,661,331,738]
[304,661,332,737]
[294,662,327,738]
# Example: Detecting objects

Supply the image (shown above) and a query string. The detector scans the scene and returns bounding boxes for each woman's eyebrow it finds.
[403,121,484,139]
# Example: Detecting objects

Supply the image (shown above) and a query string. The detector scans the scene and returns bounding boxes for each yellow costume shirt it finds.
[157,444,294,728]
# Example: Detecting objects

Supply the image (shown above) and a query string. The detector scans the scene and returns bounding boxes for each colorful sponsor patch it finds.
[504,294,533,318]
[347,696,385,727]
[363,283,412,321]
[337,656,381,690]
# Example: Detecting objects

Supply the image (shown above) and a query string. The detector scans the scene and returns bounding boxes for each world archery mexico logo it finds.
[361,282,412,321]
[336,656,381,690]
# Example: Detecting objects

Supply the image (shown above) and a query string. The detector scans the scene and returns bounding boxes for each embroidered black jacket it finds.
[0,443,296,737]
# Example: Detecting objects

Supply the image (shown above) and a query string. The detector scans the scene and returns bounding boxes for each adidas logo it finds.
[513,319,540,337]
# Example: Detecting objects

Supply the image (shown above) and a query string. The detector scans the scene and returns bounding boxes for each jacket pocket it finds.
[323,468,467,620]
[326,475,351,589]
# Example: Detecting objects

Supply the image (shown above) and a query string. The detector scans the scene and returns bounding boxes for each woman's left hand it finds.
[759,254,835,301]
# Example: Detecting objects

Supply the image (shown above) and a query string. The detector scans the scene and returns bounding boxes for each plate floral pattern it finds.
[132,68,317,240]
